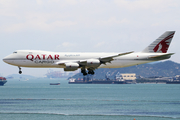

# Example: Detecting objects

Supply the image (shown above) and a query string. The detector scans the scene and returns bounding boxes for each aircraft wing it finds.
[54,51,134,70]
[99,51,134,63]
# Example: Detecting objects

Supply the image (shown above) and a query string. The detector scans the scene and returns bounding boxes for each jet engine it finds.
[64,63,79,71]
[86,59,100,68]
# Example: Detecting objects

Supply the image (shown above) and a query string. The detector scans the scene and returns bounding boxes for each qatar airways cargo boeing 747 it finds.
[3,31,175,76]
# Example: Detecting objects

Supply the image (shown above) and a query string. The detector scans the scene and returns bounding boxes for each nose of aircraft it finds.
[3,56,9,63]
[3,54,13,64]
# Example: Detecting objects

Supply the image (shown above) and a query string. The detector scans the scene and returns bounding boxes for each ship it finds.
[0,77,7,86]
[68,72,132,84]
[50,82,60,85]
[68,77,126,84]
[166,80,180,84]
[68,80,126,84]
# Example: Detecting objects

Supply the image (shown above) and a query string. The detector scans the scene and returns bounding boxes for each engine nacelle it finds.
[64,63,79,71]
[86,59,100,67]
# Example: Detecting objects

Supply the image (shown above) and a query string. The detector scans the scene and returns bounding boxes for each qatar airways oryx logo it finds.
[26,54,60,63]
[153,33,174,53]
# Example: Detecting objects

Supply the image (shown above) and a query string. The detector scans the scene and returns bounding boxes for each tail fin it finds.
[142,31,175,53]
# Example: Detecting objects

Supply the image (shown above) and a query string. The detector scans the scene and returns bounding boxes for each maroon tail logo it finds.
[153,33,174,53]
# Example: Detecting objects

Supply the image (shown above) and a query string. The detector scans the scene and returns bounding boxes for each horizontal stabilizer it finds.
[148,53,174,60]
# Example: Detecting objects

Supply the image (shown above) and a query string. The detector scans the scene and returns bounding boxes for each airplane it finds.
[3,31,175,76]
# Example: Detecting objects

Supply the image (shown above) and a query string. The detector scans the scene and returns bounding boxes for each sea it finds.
[0,78,180,120]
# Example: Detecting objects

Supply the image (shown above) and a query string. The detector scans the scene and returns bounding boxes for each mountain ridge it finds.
[72,60,180,79]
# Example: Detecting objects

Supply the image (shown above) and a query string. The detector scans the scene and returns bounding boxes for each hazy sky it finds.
[1,0,180,77]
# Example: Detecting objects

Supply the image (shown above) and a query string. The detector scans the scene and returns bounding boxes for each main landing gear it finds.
[18,67,22,74]
[88,70,94,75]
[81,69,87,76]
[81,69,95,76]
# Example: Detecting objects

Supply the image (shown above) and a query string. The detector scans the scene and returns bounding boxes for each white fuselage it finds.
[3,31,175,75]
[3,50,169,69]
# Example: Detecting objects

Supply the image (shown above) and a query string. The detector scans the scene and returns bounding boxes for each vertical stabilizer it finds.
[142,31,175,53]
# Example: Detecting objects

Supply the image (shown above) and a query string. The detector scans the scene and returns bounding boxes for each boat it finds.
[0,77,7,86]
[50,83,60,85]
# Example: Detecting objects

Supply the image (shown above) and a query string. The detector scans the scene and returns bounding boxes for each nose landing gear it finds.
[18,67,22,74]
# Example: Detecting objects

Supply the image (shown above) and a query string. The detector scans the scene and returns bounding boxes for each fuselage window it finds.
[13,52,17,54]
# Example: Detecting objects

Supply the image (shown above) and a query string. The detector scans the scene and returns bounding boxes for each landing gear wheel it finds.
[88,70,95,75]
[18,67,22,74]
[83,73,87,76]
[19,71,22,74]
[81,69,87,76]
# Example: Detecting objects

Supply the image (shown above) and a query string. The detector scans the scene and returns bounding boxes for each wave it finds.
[0,98,180,103]
[0,111,179,119]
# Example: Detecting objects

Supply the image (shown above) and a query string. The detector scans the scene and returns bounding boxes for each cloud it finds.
[2,0,178,33]
[94,42,105,48]
[62,42,75,47]
[36,0,43,5]
[56,42,77,51]
[1,14,77,32]
[1,0,180,77]
[97,17,129,26]
[114,0,177,13]
[0,0,80,33]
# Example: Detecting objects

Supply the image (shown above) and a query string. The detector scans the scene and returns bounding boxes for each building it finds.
[121,73,136,80]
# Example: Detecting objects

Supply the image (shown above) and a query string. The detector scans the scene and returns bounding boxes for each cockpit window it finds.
[13,51,17,54]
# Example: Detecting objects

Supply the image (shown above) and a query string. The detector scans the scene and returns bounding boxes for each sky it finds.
[0,0,180,77]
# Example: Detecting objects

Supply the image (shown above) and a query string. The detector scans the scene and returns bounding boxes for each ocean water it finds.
[0,78,180,120]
